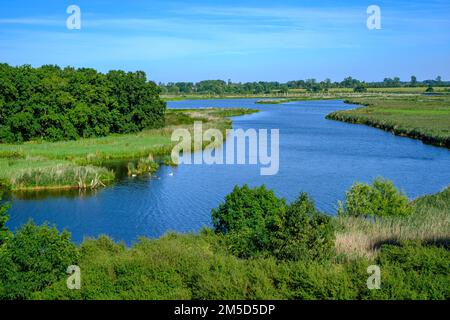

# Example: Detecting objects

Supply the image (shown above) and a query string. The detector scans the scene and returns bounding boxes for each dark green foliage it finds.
[0,185,447,300]
[274,193,335,261]
[0,63,165,143]
[212,184,286,258]
[0,194,11,246]
[0,221,78,299]
[338,178,412,218]
[353,83,368,92]
[212,185,335,261]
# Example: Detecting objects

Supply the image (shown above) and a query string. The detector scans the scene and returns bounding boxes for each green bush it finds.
[0,194,11,246]
[338,178,412,218]
[0,221,78,299]
[274,193,335,261]
[212,186,335,261]
[211,184,286,258]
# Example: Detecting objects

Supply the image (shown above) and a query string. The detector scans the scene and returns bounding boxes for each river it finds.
[7,99,450,244]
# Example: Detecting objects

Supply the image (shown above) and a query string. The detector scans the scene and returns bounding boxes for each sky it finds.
[0,0,449,83]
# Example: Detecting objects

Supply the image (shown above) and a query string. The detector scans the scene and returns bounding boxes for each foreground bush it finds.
[338,178,412,218]
[0,222,78,299]
[212,185,335,261]
[0,195,10,246]
[29,235,449,300]
[274,193,335,261]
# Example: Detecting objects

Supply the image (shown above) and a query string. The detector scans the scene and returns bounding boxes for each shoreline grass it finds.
[336,186,450,259]
[0,108,258,191]
[326,95,450,148]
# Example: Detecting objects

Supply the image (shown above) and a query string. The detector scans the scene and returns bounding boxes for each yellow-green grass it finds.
[327,95,450,148]
[336,186,450,259]
[0,108,258,191]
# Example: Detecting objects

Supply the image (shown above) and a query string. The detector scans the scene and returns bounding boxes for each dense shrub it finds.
[212,185,335,261]
[338,178,412,218]
[0,195,11,246]
[0,63,166,143]
[354,241,450,300]
[0,221,78,299]
[211,184,286,258]
[274,193,335,261]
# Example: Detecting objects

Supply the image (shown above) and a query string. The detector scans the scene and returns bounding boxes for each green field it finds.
[326,95,450,148]
[0,108,257,191]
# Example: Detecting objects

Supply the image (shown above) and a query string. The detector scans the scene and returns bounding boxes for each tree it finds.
[354,83,368,93]
[410,75,417,87]
[0,63,166,143]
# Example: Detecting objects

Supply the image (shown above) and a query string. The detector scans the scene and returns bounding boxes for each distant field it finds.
[327,95,450,148]
[0,108,257,191]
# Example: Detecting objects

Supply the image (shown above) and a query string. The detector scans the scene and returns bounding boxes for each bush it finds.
[0,194,11,246]
[0,221,78,299]
[274,193,335,261]
[212,186,335,261]
[338,178,412,218]
[362,241,450,299]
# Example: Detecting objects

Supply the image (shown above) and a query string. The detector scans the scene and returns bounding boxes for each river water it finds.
[6,99,450,244]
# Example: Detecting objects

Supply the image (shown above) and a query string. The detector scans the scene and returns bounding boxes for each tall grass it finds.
[10,164,114,190]
[0,108,257,190]
[336,187,450,259]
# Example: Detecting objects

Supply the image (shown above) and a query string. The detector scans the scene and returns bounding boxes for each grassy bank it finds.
[0,108,258,191]
[326,95,450,148]
[0,182,448,300]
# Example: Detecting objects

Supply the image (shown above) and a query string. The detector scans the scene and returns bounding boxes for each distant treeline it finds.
[159,76,449,95]
[0,64,165,143]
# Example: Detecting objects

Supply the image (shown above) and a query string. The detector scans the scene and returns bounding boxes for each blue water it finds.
[6,99,450,244]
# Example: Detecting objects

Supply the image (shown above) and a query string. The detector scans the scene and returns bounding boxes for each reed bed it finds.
[336,187,450,259]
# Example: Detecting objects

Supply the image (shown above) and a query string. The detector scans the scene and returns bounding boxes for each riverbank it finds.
[163,87,450,102]
[1,182,448,300]
[0,108,258,191]
[326,95,450,148]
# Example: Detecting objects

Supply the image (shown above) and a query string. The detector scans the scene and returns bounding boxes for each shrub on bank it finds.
[338,178,412,218]
[212,185,335,261]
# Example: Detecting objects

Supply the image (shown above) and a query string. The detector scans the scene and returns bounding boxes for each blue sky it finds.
[0,0,449,82]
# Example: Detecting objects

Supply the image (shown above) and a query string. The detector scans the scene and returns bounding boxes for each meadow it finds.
[326,95,450,148]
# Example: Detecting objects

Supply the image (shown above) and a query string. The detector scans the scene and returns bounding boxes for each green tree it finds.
[353,83,368,92]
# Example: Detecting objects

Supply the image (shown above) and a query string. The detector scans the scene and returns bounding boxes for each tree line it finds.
[0,63,166,143]
[159,76,448,95]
